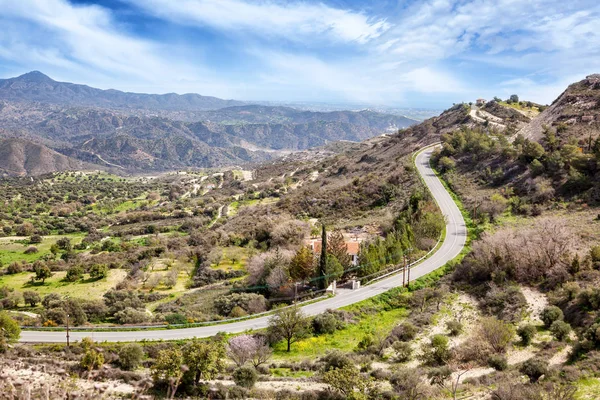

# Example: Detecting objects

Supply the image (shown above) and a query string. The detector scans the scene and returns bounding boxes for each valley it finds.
[1,74,599,400]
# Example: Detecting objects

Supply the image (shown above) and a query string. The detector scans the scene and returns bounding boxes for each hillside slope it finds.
[519,74,600,142]
[0,138,92,176]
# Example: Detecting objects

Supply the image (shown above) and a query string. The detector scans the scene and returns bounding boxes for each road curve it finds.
[20,145,467,343]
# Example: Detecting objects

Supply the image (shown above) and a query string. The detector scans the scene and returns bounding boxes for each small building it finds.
[306,239,361,266]
[476,98,487,106]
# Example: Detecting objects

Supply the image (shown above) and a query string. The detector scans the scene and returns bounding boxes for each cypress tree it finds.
[319,224,328,289]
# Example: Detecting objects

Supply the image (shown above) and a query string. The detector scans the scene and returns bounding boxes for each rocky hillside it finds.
[0,72,417,172]
[0,138,92,176]
[519,74,600,142]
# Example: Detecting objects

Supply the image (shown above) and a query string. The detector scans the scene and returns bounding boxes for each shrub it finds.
[23,291,41,307]
[215,293,268,316]
[232,366,258,389]
[477,317,514,353]
[81,349,105,371]
[65,266,84,282]
[228,386,249,399]
[392,341,413,363]
[119,343,144,370]
[520,358,548,382]
[487,354,508,371]
[114,307,151,324]
[446,320,463,336]
[164,313,188,325]
[0,312,21,352]
[389,322,418,342]
[24,246,38,254]
[517,324,537,345]
[550,320,571,341]
[421,334,451,366]
[541,306,563,328]
[29,235,42,244]
[321,350,353,372]
[89,264,108,279]
[313,311,345,335]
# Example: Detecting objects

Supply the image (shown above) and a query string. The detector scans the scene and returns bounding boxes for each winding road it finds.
[20,145,467,343]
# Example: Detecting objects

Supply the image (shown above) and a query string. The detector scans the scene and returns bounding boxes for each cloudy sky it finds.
[0,0,599,108]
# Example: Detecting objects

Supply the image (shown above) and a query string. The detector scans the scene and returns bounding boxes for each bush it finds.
[114,307,151,324]
[541,306,563,328]
[550,320,571,341]
[215,293,268,316]
[313,311,345,335]
[487,354,508,371]
[89,264,108,279]
[119,343,144,370]
[520,358,548,382]
[0,312,21,352]
[321,350,353,372]
[23,291,41,307]
[65,266,84,282]
[421,334,451,366]
[228,386,249,399]
[517,324,537,345]
[164,313,188,325]
[232,366,258,389]
[446,320,463,336]
[389,322,418,342]
[24,246,38,254]
[392,341,413,363]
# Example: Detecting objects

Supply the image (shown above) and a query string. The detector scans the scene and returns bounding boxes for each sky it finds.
[0,0,599,109]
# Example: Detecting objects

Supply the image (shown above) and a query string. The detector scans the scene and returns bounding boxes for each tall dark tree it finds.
[319,224,328,289]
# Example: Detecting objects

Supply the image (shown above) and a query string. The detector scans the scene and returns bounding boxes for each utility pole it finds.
[294,282,299,303]
[402,254,407,287]
[66,313,70,348]
[406,248,413,289]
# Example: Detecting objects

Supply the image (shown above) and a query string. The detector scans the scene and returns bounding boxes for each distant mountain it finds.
[0,138,92,176]
[0,71,245,111]
[0,72,419,173]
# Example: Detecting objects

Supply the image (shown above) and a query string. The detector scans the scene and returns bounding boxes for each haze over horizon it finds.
[0,0,599,108]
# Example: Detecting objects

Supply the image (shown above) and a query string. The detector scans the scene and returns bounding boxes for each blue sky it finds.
[0,0,599,108]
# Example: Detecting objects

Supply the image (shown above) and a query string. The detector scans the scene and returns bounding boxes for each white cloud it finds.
[125,0,390,44]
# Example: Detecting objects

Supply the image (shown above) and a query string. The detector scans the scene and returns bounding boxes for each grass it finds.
[272,307,408,360]
[270,368,315,378]
[575,377,600,400]
[0,269,127,302]
[211,246,253,272]
[0,234,85,265]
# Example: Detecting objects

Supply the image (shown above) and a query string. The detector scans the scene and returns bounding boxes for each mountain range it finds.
[0,72,418,175]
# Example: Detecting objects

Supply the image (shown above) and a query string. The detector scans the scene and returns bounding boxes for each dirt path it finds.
[521,286,548,324]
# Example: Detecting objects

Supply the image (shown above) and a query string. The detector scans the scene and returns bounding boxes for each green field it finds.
[0,269,127,302]
[0,234,84,265]
[272,307,407,360]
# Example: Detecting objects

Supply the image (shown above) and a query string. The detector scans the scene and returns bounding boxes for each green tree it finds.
[89,264,108,279]
[550,320,571,341]
[438,156,456,172]
[0,312,21,352]
[509,94,519,103]
[541,306,563,328]
[183,339,226,384]
[34,264,53,284]
[268,306,311,352]
[289,246,315,281]
[327,230,352,271]
[151,348,184,398]
[23,290,41,307]
[517,324,537,345]
[318,224,328,289]
[325,255,344,282]
[65,266,84,282]
[522,140,545,162]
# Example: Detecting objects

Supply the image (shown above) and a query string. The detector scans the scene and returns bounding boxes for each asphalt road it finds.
[20,145,467,343]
